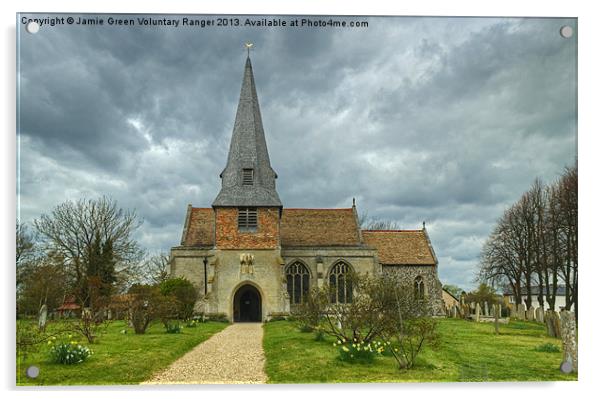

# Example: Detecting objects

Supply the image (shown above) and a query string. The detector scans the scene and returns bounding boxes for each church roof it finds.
[180,207,363,247]
[280,208,362,247]
[212,56,282,207]
[181,207,214,247]
[362,230,436,265]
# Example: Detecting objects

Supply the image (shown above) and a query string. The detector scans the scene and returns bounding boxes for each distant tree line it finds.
[478,164,577,318]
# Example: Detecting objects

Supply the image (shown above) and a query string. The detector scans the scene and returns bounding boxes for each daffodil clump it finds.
[48,335,92,365]
[186,319,199,328]
[165,322,182,334]
[333,338,392,364]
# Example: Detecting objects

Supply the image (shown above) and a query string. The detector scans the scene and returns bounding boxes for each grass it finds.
[17,319,227,386]
[263,318,578,383]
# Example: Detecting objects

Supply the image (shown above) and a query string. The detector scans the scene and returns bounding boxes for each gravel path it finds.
[144,323,267,384]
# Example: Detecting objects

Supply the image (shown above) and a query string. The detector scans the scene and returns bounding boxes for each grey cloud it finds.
[17,15,577,290]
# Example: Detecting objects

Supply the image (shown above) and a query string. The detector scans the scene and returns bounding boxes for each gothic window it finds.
[238,208,258,231]
[285,261,310,304]
[242,168,254,185]
[414,276,425,300]
[328,261,353,304]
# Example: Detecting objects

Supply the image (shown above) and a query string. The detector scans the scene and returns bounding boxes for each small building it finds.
[442,287,460,310]
[502,285,567,311]
[56,295,80,318]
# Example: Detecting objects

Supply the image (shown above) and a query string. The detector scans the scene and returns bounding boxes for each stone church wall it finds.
[382,265,445,315]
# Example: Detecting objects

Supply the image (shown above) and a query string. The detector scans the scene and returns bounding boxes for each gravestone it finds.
[536,307,544,323]
[559,311,578,373]
[452,305,458,318]
[484,302,490,317]
[38,304,48,332]
[475,303,481,322]
[517,304,526,320]
[509,303,516,318]
[526,306,535,321]
[493,304,500,334]
[107,308,112,320]
[544,310,561,338]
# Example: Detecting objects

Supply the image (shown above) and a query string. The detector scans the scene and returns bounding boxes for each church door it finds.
[233,284,262,322]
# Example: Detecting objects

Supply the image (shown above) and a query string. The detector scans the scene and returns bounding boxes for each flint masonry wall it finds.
[382,264,445,315]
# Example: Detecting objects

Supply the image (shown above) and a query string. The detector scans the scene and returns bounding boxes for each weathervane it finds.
[244,42,254,57]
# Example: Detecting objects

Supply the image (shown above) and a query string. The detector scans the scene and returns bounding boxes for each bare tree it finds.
[558,165,577,316]
[16,221,37,291]
[34,196,145,306]
[142,252,171,285]
[478,164,577,317]
[360,212,401,230]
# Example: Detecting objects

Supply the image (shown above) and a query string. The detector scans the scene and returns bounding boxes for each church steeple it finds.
[212,55,282,208]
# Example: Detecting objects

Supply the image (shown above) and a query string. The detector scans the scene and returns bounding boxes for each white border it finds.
[3,1,600,398]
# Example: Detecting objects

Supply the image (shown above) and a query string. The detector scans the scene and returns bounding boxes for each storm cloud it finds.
[17,15,577,290]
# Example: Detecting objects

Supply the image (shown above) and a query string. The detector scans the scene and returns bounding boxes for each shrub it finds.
[535,343,560,352]
[128,284,169,334]
[48,341,92,365]
[159,278,199,320]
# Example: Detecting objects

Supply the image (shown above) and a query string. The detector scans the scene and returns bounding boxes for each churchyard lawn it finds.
[262,318,577,383]
[17,320,227,385]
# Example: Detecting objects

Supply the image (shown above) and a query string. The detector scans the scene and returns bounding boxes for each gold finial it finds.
[244,42,254,57]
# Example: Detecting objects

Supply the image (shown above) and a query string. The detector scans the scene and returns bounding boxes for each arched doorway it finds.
[233,284,262,322]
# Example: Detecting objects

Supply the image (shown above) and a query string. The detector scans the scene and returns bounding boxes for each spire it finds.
[212,54,282,207]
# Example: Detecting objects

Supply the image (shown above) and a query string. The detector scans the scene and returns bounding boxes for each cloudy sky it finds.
[17,14,577,290]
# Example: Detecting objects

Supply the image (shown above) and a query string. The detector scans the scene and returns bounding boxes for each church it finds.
[170,55,444,322]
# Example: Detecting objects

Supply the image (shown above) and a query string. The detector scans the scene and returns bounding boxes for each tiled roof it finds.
[362,230,436,265]
[181,207,214,247]
[280,208,361,247]
[180,207,363,248]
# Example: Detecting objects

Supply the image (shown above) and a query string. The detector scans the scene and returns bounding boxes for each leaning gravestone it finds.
[559,311,578,373]
[536,307,544,323]
[38,304,48,332]
[544,310,561,338]
[475,303,481,322]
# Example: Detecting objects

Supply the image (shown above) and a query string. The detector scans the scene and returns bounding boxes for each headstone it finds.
[526,306,535,321]
[559,311,578,373]
[517,304,526,320]
[493,304,500,334]
[107,308,112,320]
[475,303,481,322]
[38,304,48,332]
[544,310,561,338]
[535,307,544,323]
[509,303,516,318]
[484,302,490,317]
[452,305,458,318]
